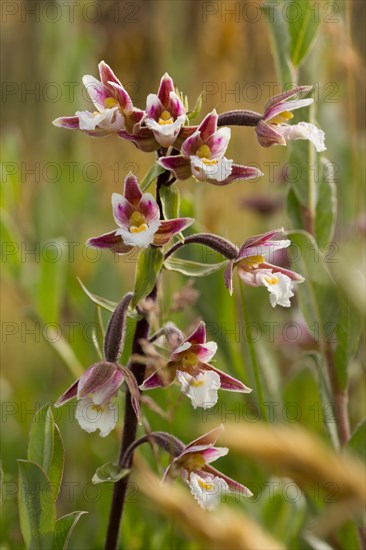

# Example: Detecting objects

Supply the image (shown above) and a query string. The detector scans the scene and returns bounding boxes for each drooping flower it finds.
[158,110,263,185]
[140,321,252,408]
[224,228,304,307]
[53,61,144,137]
[256,86,326,152]
[55,361,140,437]
[143,73,187,147]
[88,173,194,254]
[163,425,253,510]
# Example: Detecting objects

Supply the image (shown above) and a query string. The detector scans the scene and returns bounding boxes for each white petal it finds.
[76,107,124,132]
[190,156,233,182]
[145,114,186,147]
[259,272,294,308]
[188,472,229,511]
[115,219,161,247]
[177,371,220,409]
[246,239,291,260]
[173,341,192,355]
[75,397,118,437]
[277,122,326,152]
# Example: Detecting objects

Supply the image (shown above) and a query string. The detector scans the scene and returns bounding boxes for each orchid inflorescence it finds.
[53,62,325,512]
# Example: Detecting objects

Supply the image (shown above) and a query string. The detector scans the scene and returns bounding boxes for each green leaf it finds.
[28,405,64,500]
[287,0,320,67]
[333,292,361,389]
[92,462,131,484]
[132,247,164,307]
[288,231,339,341]
[288,139,311,207]
[77,277,118,313]
[53,511,87,550]
[36,239,67,324]
[262,1,297,86]
[347,420,366,461]
[160,185,180,221]
[164,256,228,277]
[187,92,203,121]
[18,460,56,549]
[286,187,305,230]
[315,158,337,250]
[140,163,166,192]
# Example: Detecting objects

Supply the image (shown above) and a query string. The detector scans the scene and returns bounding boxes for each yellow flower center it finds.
[129,211,148,233]
[183,453,206,471]
[198,478,215,491]
[158,110,174,125]
[104,97,119,109]
[265,275,279,285]
[241,255,265,269]
[91,404,103,413]
[197,144,212,159]
[181,351,198,367]
[268,110,294,125]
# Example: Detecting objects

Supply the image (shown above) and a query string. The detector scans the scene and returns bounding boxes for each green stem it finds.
[238,281,268,422]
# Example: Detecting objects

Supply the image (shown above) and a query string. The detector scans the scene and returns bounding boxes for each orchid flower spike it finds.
[159,110,263,185]
[140,321,252,408]
[53,61,144,137]
[224,229,304,307]
[163,425,253,510]
[256,86,326,152]
[88,172,194,254]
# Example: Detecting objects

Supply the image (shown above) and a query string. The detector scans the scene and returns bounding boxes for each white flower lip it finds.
[188,472,229,510]
[177,370,221,409]
[75,397,118,437]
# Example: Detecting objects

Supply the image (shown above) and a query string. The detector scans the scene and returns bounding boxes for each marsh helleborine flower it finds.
[256,86,326,152]
[88,173,194,254]
[159,110,263,185]
[225,229,304,307]
[140,321,252,408]
[55,361,140,438]
[53,61,144,136]
[144,73,187,147]
[163,425,253,510]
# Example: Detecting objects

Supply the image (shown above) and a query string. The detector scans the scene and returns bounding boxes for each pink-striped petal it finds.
[256,119,286,148]
[138,193,160,223]
[186,425,225,448]
[140,365,177,390]
[238,228,285,257]
[167,91,186,118]
[87,231,134,255]
[200,363,252,393]
[181,130,202,157]
[264,85,313,113]
[200,446,229,464]
[198,110,218,141]
[158,156,192,180]
[157,73,175,107]
[209,163,263,186]
[261,262,305,282]
[55,379,79,406]
[98,60,122,87]
[265,98,313,121]
[146,93,164,120]
[52,116,80,129]
[82,75,110,112]
[187,321,207,344]
[193,342,217,363]
[112,193,134,227]
[224,260,235,295]
[153,217,194,246]
[203,465,253,496]
[107,81,134,112]
[123,172,142,206]
[174,125,198,149]
[206,127,231,159]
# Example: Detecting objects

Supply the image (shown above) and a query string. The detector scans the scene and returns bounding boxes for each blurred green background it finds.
[1,1,365,548]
